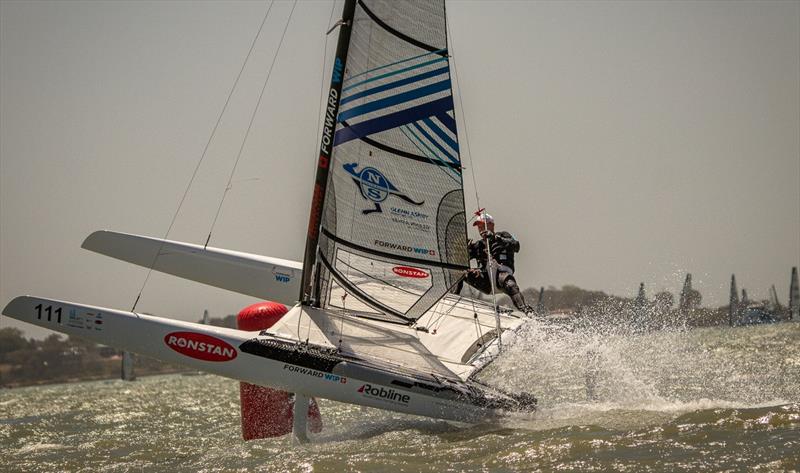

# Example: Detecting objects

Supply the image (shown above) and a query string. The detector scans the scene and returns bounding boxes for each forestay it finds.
[315,0,468,324]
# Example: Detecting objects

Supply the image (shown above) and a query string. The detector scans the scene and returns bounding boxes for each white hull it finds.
[3,296,514,423]
[82,231,302,305]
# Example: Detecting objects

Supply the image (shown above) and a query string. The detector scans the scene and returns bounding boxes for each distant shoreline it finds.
[0,367,189,390]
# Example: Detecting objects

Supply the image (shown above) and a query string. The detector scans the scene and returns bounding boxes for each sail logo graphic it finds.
[164,332,237,362]
[343,163,423,215]
[357,384,410,405]
[392,266,429,279]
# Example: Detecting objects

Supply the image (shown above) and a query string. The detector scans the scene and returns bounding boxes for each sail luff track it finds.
[301,0,358,304]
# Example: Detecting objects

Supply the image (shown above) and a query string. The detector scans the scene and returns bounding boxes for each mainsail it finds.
[303,0,468,324]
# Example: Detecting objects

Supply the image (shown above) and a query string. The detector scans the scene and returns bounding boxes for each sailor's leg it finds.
[467,270,493,295]
[452,277,464,295]
[497,269,530,313]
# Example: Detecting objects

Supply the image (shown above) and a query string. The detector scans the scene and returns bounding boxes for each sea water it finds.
[1,321,798,472]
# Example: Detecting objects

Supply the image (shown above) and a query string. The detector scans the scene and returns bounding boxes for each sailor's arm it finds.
[467,239,482,261]
[491,231,520,253]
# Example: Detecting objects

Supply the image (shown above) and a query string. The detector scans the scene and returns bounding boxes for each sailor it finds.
[456,212,535,315]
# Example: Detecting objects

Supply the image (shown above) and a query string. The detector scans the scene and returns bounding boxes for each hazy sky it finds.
[2,0,798,338]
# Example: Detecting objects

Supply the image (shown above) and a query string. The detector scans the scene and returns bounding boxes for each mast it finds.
[769,285,780,311]
[300,0,357,304]
[789,266,799,320]
[729,274,739,326]
[679,273,692,315]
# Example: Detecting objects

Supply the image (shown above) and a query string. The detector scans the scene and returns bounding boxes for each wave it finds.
[482,316,800,430]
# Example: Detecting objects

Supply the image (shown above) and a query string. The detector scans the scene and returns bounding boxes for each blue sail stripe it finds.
[400,126,451,171]
[338,80,451,123]
[400,126,461,184]
[346,49,447,82]
[342,57,448,92]
[334,96,454,146]
[341,66,450,106]
[422,117,459,153]
[435,112,458,135]
[412,121,458,164]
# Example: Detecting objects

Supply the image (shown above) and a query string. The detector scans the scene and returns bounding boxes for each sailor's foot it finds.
[521,305,538,318]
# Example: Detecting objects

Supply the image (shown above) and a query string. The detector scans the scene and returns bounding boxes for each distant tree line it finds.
[463,281,761,330]
[0,328,185,388]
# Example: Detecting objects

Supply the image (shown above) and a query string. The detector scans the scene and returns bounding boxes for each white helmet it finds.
[473,212,494,226]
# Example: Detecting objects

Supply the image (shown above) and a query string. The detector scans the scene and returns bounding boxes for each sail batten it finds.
[321,227,467,271]
[313,0,467,324]
[357,0,446,54]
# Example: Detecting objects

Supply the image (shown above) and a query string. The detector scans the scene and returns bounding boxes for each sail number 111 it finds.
[34,304,61,324]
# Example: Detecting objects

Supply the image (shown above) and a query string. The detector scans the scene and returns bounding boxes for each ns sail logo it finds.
[343,163,424,215]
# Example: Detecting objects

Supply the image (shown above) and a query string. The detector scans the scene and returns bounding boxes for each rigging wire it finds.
[444,5,481,213]
[298,0,338,347]
[445,3,503,348]
[204,0,299,249]
[130,1,275,312]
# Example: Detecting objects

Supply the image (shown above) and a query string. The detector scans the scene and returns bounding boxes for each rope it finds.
[204,0,299,248]
[130,1,275,311]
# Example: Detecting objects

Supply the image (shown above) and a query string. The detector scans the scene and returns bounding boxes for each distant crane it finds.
[729,274,740,327]
[790,267,799,320]
[535,287,545,315]
[679,273,695,315]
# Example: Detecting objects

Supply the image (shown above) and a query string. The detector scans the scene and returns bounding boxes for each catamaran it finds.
[3,0,536,437]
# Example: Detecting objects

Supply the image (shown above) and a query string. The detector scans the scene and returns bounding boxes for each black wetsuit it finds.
[456,231,530,312]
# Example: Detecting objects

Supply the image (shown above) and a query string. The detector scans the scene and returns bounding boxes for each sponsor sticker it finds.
[283,364,347,384]
[76,311,105,331]
[389,207,429,221]
[272,267,293,283]
[357,383,411,406]
[164,332,237,362]
[374,239,436,257]
[67,308,84,329]
[392,266,429,279]
[390,207,431,233]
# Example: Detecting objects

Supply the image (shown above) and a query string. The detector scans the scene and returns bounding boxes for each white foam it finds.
[481,312,800,429]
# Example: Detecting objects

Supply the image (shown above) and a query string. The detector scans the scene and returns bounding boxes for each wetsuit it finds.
[457,231,531,312]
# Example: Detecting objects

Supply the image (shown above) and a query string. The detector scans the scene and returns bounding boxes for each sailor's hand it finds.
[490,239,508,254]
